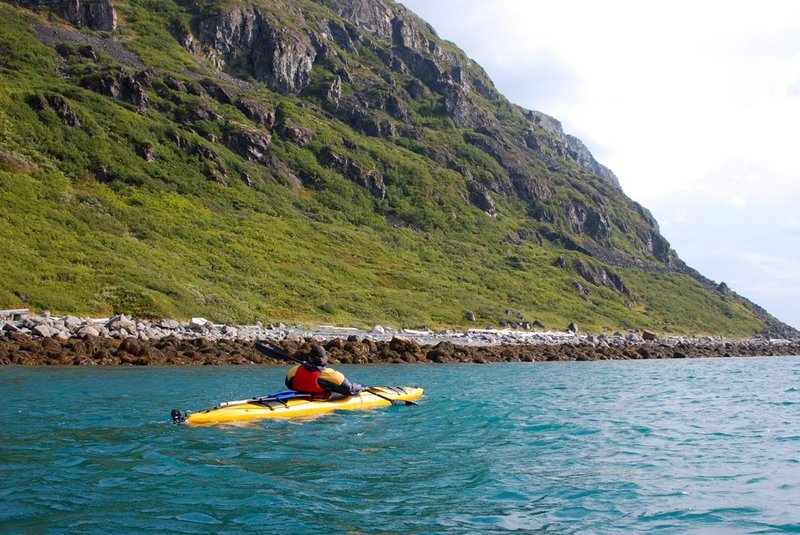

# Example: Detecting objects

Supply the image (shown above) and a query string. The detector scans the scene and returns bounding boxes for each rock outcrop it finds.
[320,148,386,199]
[13,0,117,31]
[193,4,318,94]
[30,93,81,127]
[80,69,149,111]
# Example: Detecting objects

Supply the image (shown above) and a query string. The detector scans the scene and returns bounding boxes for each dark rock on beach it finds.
[1,331,798,366]
[1,312,797,366]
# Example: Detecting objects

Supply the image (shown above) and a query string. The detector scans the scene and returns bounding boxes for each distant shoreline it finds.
[1,312,798,365]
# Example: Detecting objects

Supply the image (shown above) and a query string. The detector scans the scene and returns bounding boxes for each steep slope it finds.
[0,0,795,337]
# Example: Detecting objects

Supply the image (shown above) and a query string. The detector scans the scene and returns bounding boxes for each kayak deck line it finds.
[172,386,424,426]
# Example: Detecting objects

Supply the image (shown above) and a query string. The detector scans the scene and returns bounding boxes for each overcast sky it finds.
[400,0,800,330]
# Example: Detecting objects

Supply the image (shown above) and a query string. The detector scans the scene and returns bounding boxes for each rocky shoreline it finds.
[1,312,798,365]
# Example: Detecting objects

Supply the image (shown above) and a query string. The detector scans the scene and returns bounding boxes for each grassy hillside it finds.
[0,1,772,336]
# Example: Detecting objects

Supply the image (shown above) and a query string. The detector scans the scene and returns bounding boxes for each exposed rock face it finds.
[320,149,386,199]
[467,182,497,217]
[224,126,272,164]
[565,134,621,189]
[235,98,276,129]
[30,94,80,127]
[194,5,317,94]
[13,0,117,31]
[573,259,634,298]
[524,110,620,189]
[80,70,149,111]
[276,117,314,146]
[199,78,234,105]
[565,200,612,241]
[170,132,229,184]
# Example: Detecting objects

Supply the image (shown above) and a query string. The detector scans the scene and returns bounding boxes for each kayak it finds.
[172,386,424,425]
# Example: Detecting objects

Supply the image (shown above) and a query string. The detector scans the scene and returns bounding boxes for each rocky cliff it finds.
[0,0,796,338]
[12,0,117,30]
[177,0,666,262]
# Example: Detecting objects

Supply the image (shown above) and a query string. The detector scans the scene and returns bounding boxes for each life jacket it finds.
[291,365,332,399]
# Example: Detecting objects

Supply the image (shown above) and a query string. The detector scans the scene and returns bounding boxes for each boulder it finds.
[199,78,234,105]
[567,322,579,334]
[159,319,181,330]
[2,323,22,334]
[189,317,209,329]
[107,315,136,331]
[319,149,386,199]
[32,324,54,338]
[64,316,83,331]
[30,94,81,127]
[78,325,100,338]
[642,330,658,341]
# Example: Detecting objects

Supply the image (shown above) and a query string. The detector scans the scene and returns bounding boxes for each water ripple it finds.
[2,358,800,533]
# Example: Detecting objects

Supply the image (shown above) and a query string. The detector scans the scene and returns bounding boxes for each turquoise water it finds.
[2,357,800,534]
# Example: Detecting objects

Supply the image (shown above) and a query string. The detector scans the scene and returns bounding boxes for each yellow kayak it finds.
[173,386,424,426]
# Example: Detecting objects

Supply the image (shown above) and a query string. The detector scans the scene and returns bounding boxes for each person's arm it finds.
[285,365,300,390]
[318,368,363,396]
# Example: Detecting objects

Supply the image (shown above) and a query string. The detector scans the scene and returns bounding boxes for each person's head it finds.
[308,345,328,366]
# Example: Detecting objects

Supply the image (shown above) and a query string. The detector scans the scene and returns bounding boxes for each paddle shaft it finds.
[218,393,311,408]
[254,342,417,405]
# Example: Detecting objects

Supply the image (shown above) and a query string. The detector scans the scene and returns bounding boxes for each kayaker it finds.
[285,345,363,399]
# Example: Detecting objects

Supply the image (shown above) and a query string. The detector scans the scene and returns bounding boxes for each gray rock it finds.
[190,317,209,329]
[224,127,272,164]
[32,324,53,338]
[64,316,83,331]
[80,71,148,111]
[2,322,22,334]
[16,0,117,31]
[467,182,497,217]
[235,99,276,129]
[159,319,181,330]
[567,322,579,334]
[78,325,100,338]
[194,5,317,94]
[223,326,239,337]
[107,315,136,332]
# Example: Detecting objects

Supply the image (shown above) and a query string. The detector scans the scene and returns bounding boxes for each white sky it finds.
[400,0,800,330]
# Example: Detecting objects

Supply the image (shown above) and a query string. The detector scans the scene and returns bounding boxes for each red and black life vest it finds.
[292,366,332,399]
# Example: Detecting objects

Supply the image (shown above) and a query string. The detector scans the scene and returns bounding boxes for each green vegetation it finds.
[0,1,774,337]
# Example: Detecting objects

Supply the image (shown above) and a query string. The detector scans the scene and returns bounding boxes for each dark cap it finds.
[308,345,328,366]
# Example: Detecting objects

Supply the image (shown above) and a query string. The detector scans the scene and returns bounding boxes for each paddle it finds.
[254,341,418,406]
[218,391,311,408]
